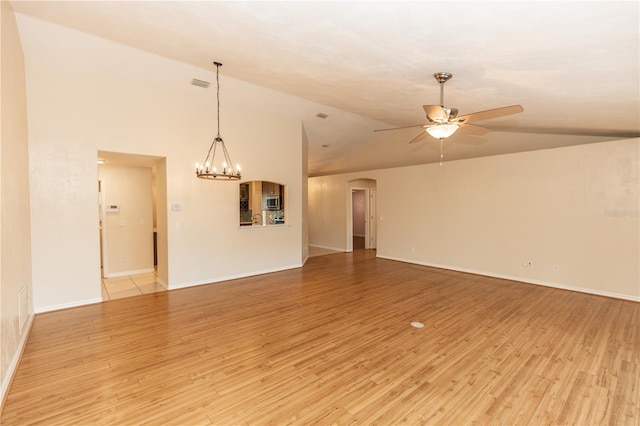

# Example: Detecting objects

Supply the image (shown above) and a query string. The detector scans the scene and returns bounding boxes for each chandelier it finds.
[195,62,241,180]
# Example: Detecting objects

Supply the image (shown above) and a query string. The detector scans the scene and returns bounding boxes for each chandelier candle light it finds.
[195,62,241,180]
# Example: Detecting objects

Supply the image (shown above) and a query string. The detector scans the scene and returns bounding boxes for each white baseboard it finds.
[1,313,34,408]
[35,297,103,314]
[169,263,303,290]
[105,268,155,278]
[309,244,344,252]
[376,254,640,302]
[156,277,168,289]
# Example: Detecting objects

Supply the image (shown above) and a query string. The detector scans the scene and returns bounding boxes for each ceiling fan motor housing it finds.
[434,72,453,84]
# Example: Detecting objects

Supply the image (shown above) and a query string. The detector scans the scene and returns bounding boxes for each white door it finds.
[369,188,377,249]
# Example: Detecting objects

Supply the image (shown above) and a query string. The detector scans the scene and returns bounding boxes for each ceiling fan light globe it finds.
[426,123,459,139]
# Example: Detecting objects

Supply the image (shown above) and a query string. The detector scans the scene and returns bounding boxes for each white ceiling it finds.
[11,1,640,176]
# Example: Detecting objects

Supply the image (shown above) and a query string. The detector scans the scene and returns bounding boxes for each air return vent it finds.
[191,78,210,88]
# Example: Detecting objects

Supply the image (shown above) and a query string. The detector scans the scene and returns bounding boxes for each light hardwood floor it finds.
[2,251,638,425]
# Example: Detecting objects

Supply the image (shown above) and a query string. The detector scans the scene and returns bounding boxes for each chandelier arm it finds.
[201,141,214,170]
[220,140,235,173]
[211,138,219,171]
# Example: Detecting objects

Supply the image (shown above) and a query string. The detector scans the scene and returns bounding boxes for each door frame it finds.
[349,188,369,251]
[346,179,377,252]
[369,187,377,249]
[98,179,109,278]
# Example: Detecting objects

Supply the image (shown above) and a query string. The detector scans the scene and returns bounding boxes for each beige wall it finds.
[99,164,154,277]
[309,139,640,300]
[17,14,303,311]
[0,0,33,403]
[309,177,376,251]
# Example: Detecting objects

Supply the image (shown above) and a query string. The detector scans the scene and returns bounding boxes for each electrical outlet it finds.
[209,261,215,269]
[553,265,560,272]
[122,256,127,264]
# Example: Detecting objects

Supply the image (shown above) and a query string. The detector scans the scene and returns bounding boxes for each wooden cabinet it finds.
[262,181,280,196]
[239,183,249,211]
[240,183,249,201]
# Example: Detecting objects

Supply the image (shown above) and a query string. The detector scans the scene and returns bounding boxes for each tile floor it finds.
[101,271,166,301]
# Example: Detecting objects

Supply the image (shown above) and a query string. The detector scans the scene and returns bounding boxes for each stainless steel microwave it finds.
[265,195,280,210]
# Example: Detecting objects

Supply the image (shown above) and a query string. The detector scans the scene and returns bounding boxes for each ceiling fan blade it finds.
[459,123,490,136]
[408,130,429,144]
[374,124,428,132]
[423,105,448,122]
[456,105,523,124]
[374,124,427,132]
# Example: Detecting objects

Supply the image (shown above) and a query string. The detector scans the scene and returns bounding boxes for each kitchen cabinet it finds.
[239,183,249,211]
[262,181,280,196]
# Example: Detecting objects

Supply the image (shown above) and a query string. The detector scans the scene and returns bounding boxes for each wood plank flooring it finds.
[2,250,639,425]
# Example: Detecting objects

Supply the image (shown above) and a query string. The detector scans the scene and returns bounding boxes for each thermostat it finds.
[106,204,119,213]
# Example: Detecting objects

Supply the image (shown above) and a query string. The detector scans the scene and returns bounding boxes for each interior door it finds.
[369,188,377,249]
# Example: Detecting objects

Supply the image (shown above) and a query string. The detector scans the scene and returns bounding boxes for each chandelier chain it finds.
[216,62,221,137]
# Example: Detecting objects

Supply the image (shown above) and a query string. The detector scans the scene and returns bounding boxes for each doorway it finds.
[347,179,377,252]
[352,190,366,250]
[97,151,168,300]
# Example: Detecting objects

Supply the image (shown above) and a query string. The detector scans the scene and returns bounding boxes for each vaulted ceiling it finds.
[11,1,640,176]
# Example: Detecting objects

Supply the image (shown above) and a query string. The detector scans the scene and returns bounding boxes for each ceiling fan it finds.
[375,72,524,146]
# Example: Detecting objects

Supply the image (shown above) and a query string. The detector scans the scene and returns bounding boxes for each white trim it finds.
[353,234,365,238]
[35,297,103,314]
[105,268,155,278]
[168,263,303,290]
[238,224,290,230]
[376,254,640,302]
[1,313,35,407]
[302,254,310,265]
[309,243,344,252]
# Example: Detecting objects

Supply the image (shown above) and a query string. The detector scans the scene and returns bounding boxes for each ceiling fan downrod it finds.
[434,72,452,106]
